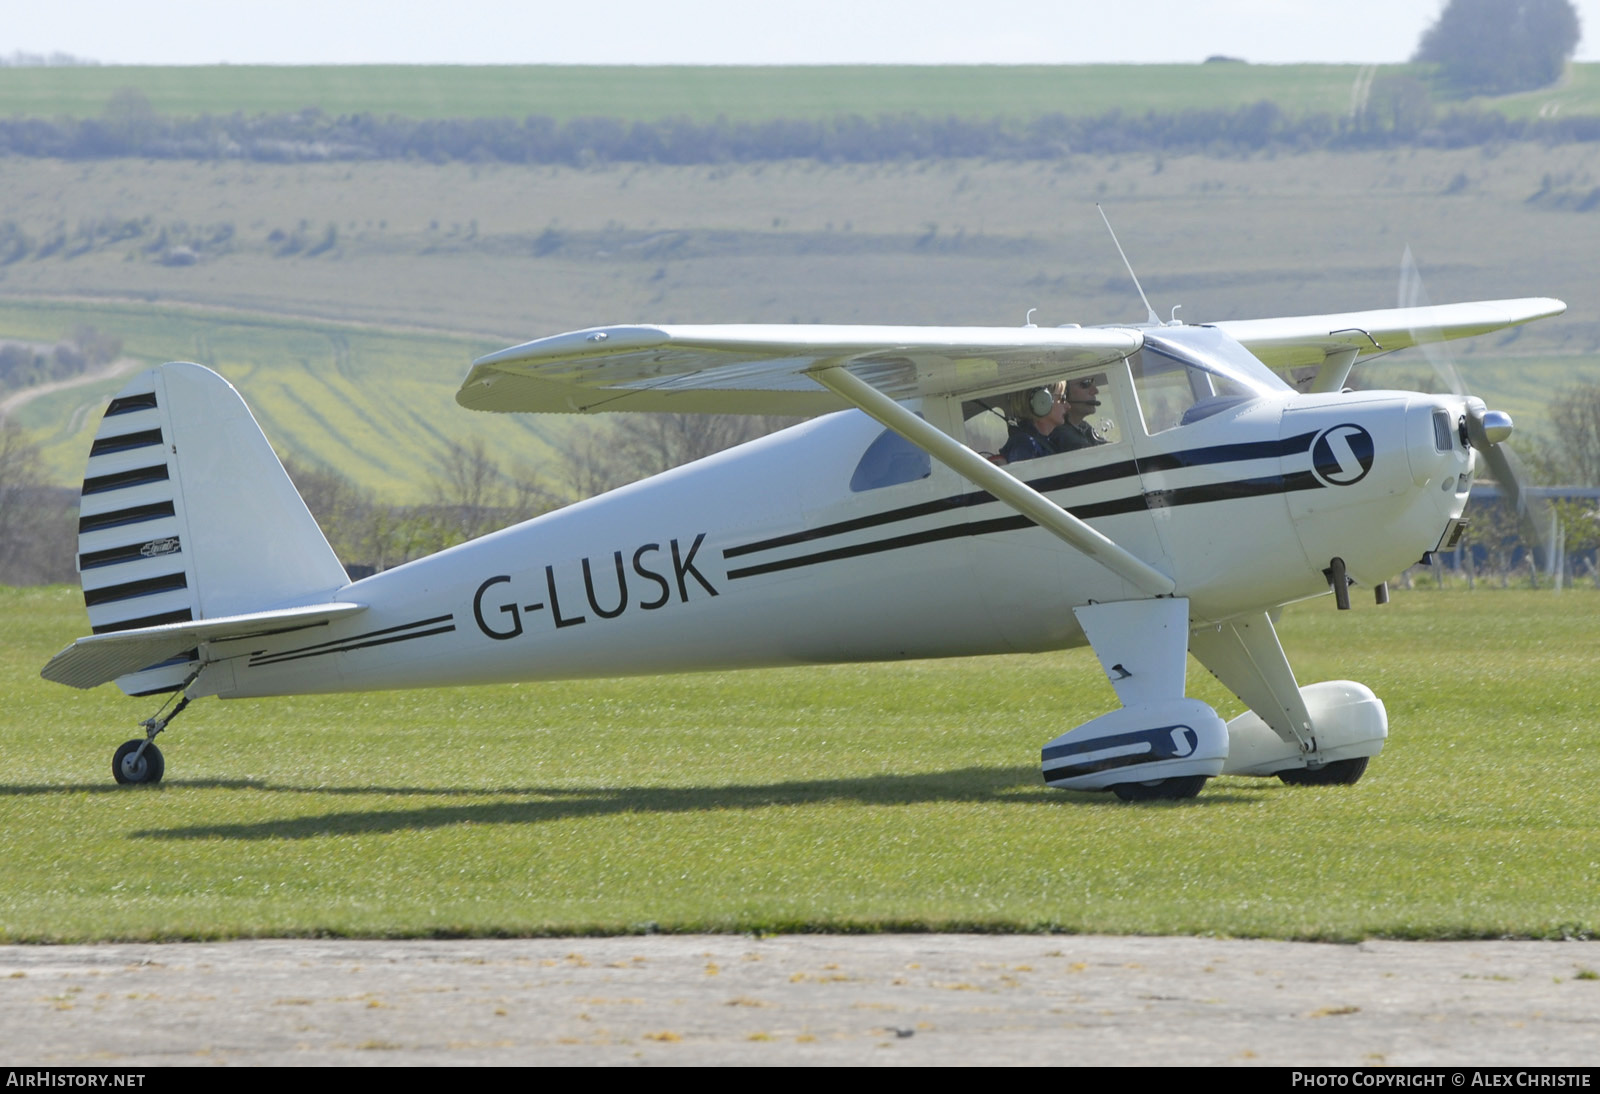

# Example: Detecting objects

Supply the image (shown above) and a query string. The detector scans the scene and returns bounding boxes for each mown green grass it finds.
[2,584,1595,942]
[0,63,1405,123]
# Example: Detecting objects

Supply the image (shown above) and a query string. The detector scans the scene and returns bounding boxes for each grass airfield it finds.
[3,583,1596,943]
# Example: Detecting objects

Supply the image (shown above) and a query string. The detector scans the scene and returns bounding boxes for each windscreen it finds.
[1133,326,1290,434]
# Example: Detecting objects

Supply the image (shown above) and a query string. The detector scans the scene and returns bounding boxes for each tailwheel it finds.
[111,669,197,788]
[1279,757,1369,787]
[1111,775,1208,802]
[113,740,165,786]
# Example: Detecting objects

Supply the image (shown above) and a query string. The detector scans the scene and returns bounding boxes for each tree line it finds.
[0,326,123,392]
[4,92,1600,167]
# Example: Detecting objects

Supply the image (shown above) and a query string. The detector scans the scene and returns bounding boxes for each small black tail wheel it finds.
[1111,775,1208,802]
[113,740,165,786]
[1279,756,1369,786]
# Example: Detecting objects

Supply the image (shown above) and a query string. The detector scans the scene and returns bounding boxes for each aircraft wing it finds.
[41,601,367,690]
[1214,298,1566,369]
[457,324,1144,415]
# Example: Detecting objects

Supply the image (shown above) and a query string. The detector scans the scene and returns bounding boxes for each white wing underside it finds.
[1216,298,1566,369]
[455,299,1564,416]
[458,324,1144,415]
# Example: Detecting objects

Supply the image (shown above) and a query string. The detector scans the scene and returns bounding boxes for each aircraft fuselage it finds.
[195,384,1473,700]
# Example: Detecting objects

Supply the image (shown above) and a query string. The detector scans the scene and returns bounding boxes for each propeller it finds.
[1398,247,1552,569]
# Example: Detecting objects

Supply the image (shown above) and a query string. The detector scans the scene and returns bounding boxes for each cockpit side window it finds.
[850,427,932,492]
[962,371,1124,462]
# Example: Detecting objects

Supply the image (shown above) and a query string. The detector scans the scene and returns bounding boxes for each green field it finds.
[4,62,1597,125]
[0,63,1392,123]
[1467,61,1600,119]
[0,300,562,501]
[2,584,1596,942]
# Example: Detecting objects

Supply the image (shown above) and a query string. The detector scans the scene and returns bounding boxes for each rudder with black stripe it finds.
[76,364,350,695]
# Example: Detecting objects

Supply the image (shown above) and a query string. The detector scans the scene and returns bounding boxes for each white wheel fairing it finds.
[1042,700,1227,792]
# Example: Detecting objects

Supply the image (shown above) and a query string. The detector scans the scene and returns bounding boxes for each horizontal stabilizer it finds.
[42,602,367,690]
[458,324,1144,415]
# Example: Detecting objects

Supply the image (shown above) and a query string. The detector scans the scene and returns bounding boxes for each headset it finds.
[1026,387,1056,418]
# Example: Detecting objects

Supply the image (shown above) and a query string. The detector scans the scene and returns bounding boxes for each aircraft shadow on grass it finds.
[0,778,263,796]
[113,765,1261,841]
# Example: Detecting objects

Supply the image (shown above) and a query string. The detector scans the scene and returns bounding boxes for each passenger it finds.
[999,383,1066,464]
[1048,375,1110,451]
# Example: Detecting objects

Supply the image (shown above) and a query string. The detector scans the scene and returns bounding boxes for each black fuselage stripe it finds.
[722,493,980,558]
[1136,432,1316,472]
[722,458,1140,559]
[83,571,188,607]
[726,494,1150,580]
[728,515,1030,579]
[724,433,1317,560]
[727,471,1323,580]
[250,613,456,659]
[79,502,176,534]
[249,625,457,666]
[1146,471,1321,509]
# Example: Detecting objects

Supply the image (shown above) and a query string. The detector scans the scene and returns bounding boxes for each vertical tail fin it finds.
[76,362,349,695]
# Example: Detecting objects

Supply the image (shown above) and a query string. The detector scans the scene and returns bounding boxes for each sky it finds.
[9,0,1600,66]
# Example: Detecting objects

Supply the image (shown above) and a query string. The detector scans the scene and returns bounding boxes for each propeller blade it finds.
[1401,248,1553,572]
[1399,246,1466,397]
[1482,444,1555,571]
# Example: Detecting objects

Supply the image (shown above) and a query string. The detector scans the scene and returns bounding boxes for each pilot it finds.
[999,383,1066,464]
[1048,375,1109,452]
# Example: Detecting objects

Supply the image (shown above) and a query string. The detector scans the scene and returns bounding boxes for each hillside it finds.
[4,63,1599,125]
[0,63,1412,123]
[0,61,1595,500]
[3,147,1595,495]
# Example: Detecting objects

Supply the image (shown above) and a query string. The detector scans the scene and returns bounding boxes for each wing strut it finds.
[810,365,1176,597]
[1308,347,1359,394]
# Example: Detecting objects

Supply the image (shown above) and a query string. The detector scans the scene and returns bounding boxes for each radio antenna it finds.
[1096,203,1160,326]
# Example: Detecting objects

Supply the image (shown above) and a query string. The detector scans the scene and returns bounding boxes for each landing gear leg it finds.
[112,670,199,787]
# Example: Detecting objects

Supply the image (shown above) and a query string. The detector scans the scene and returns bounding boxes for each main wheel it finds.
[1278,756,1368,787]
[1111,775,1208,802]
[112,740,165,786]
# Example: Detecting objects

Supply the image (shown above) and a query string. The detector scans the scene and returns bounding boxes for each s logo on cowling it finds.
[1311,424,1375,486]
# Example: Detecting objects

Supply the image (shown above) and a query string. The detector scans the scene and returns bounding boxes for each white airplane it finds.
[42,293,1564,799]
